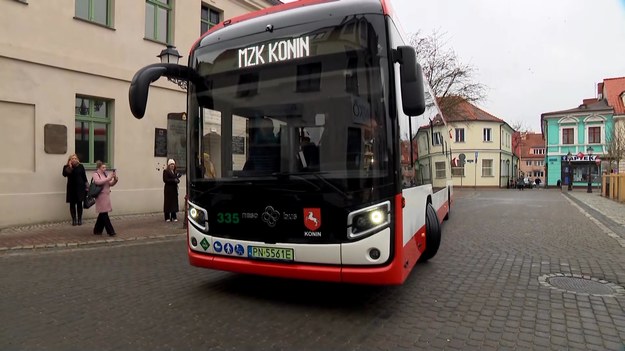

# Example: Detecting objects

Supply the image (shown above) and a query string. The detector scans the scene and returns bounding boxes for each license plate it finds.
[248,246,294,261]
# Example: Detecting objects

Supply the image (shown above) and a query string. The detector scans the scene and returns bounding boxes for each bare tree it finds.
[510,120,531,133]
[605,122,625,173]
[510,120,532,156]
[410,30,486,117]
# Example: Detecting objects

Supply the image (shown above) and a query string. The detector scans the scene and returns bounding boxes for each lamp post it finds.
[587,146,594,193]
[566,151,572,191]
[506,159,511,189]
[157,45,187,90]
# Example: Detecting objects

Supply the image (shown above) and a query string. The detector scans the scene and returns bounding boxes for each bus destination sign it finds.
[238,36,310,68]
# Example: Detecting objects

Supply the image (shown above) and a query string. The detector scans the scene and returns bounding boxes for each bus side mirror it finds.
[129,63,197,119]
[397,46,426,117]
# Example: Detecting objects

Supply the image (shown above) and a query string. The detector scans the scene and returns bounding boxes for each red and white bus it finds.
[129,0,453,285]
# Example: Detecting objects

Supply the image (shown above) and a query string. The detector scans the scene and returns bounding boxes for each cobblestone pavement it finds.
[1,190,625,350]
[0,213,186,252]
[566,190,625,227]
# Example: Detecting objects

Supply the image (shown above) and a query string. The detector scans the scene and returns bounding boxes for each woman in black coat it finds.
[62,154,88,225]
[163,159,180,222]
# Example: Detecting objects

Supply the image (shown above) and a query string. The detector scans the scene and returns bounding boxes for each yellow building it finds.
[0,0,279,228]
[418,100,516,188]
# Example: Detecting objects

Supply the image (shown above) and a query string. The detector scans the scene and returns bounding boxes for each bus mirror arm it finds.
[129,63,201,119]
[396,46,426,117]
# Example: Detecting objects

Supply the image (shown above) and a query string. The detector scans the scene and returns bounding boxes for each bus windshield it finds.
[188,14,391,193]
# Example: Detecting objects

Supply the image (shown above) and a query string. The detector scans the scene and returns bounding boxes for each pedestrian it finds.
[92,161,118,236]
[517,176,525,190]
[62,154,88,226]
[163,159,180,222]
[202,152,216,179]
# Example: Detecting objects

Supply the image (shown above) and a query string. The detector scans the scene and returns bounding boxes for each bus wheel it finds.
[419,203,441,262]
[443,189,451,221]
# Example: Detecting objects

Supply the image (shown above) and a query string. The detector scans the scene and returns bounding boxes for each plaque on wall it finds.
[167,112,187,173]
[44,124,67,154]
[232,136,245,155]
[154,128,167,157]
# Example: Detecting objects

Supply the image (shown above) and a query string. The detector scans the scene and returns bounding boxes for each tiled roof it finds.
[541,98,612,117]
[443,99,504,123]
[603,77,625,115]
[518,133,545,158]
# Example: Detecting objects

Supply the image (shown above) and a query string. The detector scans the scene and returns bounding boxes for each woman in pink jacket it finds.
[92,160,119,236]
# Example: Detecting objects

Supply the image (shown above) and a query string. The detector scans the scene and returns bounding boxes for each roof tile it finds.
[443,99,504,123]
[603,77,625,115]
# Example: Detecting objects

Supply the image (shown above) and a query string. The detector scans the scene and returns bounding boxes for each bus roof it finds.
[190,0,394,55]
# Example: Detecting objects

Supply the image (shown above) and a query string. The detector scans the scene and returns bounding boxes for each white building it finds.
[0,0,279,228]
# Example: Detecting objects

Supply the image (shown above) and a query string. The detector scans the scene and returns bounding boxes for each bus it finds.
[129,0,453,285]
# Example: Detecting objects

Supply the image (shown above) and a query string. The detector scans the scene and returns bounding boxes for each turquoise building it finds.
[541,99,614,188]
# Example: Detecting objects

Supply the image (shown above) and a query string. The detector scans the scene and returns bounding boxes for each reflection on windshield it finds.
[189,15,391,191]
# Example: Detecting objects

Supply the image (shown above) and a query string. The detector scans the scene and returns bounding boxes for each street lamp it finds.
[157,45,187,90]
[506,159,511,188]
[587,146,594,193]
[566,151,572,191]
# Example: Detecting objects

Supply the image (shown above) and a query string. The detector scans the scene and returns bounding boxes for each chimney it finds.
[597,82,604,100]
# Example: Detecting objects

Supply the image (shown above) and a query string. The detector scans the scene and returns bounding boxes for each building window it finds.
[482,159,493,177]
[201,4,221,34]
[562,128,574,144]
[455,128,465,142]
[532,148,545,155]
[435,162,446,178]
[483,128,492,142]
[534,160,544,166]
[145,0,173,43]
[432,132,442,146]
[588,126,601,144]
[75,96,112,166]
[75,0,111,26]
[526,160,532,166]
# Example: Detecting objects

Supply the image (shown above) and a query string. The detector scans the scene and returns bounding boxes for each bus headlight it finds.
[347,201,390,239]
[188,201,209,232]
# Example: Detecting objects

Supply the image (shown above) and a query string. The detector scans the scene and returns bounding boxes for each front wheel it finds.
[418,203,441,262]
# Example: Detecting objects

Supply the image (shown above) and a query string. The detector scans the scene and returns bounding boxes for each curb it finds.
[0,233,185,254]
[0,212,166,234]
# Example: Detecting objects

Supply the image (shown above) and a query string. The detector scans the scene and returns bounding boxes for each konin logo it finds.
[303,208,321,231]
[261,206,280,227]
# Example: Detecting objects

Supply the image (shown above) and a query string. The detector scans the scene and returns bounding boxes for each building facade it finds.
[601,77,625,173]
[0,0,279,228]
[418,101,516,188]
[514,132,546,186]
[541,99,614,188]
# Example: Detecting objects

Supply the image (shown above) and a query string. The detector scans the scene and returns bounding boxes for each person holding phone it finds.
[163,159,180,222]
[62,154,88,225]
[92,160,119,236]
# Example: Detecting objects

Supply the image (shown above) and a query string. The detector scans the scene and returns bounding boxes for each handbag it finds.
[84,195,96,209]
[87,178,103,198]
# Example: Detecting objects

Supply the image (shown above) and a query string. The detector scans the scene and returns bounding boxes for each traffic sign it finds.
[459,153,466,165]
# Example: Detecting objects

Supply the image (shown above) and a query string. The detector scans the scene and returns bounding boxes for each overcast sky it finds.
[282,0,625,131]
[391,0,625,131]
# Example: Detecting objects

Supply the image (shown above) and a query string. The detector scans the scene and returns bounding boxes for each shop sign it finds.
[560,155,600,162]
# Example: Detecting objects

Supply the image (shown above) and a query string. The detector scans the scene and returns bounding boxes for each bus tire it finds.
[443,189,451,221]
[419,203,441,262]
